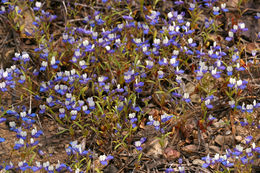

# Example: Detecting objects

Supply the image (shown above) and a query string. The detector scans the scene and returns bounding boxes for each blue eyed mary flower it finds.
[238,22,248,32]
[233,145,243,156]
[205,99,213,109]
[211,68,221,78]
[0,137,5,142]
[158,70,164,79]
[18,75,26,84]
[50,56,59,69]
[134,140,142,151]
[213,6,220,15]
[162,36,170,46]
[236,79,247,90]
[255,13,260,19]
[208,115,216,121]
[176,75,182,83]
[14,138,24,150]
[175,0,184,5]
[246,104,253,113]
[183,93,190,103]
[129,113,137,128]
[145,60,154,69]
[189,3,195,11]
[31,161,42,172]
[79,60,87,70]
[231,25,239,33]
[175,67,184,75]
[225,31,234,41]
[161,113,173,123]
[134,138,147,151]
[87,97,95,109]
[170,57,179,67]
[228,78,236,88]
[245,136,253,144]
[70,110,78,120]
[153,120,160,131]
[221,3,228,12]
[99,155,114,166]
[165,167,174,173]
[33,1,42,11]
[227,66,233,76]
[188,38,196,47]
[228,100,235,108]
[159,58,168,66]
[40,61,48,71]
[235,62,245,71]
[98,76,108,86]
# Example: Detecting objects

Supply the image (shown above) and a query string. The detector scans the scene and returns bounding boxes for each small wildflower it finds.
[183,93,190,103]
[99,155,114,166]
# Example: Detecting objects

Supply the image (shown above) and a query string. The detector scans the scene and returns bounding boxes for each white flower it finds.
[188,38,193,44]
[51,56,56,65]
[99,155,106,161]
[167,12,173,19]
[83,40,89,46]
[35,1,42,8]
[183,93,189,99]
[213,6,219,12]
[129,113,136,119]
[135,141,141,147]
[153,121,160,126]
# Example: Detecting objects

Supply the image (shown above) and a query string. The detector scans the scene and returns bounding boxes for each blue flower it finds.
[165,167,174,173]
[99,155,114,166]
[0,117,6,123]
[220,3,229,12]
[183,93,190,103]
[245,136,253,144]
[161,113,173,123]
[0,137,5,142]
[255,13,260,19]
[212,6,220,15]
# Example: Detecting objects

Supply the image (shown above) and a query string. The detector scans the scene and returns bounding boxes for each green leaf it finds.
[155,90,165,94]
[168,87,179,93]
[115,142,123,150]
[73,121,83,130]
[28,152,36,164]
[138,152,143,161]
[96,102,104,114]
[86,160,91,172]
[56,128,69,135]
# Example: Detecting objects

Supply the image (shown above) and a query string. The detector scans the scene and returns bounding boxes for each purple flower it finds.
[236,79,247,90]
[99,155,114,166]
[245,136,253,144]
[134,138,146,151]
[228,78,236,88]
[205,99,213,109]
[145,60,154,69]
[165,167,174,173]
[221,3,229,12]
[0,137,5,142]
[129,113,137,128]
[211,68,221,78]
[213,6,220,15]
[183,93,190,103]
[161,113,173,123]
[0,117,6,123]
[170,57,179,67]
[255,13,260,19]
[158,70,164,79]
[225,31,234,41]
